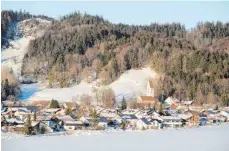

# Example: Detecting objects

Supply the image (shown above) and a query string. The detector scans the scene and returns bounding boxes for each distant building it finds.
[138,80,157,105]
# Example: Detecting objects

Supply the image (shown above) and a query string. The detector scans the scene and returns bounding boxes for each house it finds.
[182,100,194,107]
[98,117,109,128]
[136,118,151,129]
[29,101,49,109]
[178,112,193,125]
[80,116,96,126]
[14,109,30,121]
[122,109,140,115]
[164,97,180,106]
[121,114,139,128]
[99,109,118,119]
[199,114,208,126]
[38,115,59,132]
[31,121,40,133]
[189,112,200,126]
[94,106,106,114]
[62,102,78,111]
[57,115,79,131]
[161,116,182,128]
[170,103,178,110]
[5,118,24,126]
[220,111,229,121]
[135,109,153,119]
[149,118,163,129]
[44,108,61,115]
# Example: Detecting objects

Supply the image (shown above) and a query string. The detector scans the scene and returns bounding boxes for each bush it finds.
[142,126,146,130]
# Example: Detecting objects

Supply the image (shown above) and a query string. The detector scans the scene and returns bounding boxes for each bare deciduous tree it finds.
[101,88,116,108]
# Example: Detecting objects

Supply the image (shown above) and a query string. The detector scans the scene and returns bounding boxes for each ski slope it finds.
[26,67,157,102]
[2,124,229,151]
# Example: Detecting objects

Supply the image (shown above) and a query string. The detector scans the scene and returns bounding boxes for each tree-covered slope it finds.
[2,10,229,105]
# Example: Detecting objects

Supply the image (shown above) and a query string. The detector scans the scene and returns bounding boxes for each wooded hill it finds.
[1,10,53,47]
[2,10,229,106]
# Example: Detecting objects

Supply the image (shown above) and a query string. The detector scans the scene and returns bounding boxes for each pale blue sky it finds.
[1,1,229,29]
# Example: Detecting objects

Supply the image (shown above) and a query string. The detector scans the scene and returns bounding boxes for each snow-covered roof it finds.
[122,109,140,115]
[161,116,181,121]
[57,115,74,122]
[100,109,117,118]
[121,114,138,120]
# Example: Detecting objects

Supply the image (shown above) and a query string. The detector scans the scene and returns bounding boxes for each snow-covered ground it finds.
[22,67,157,102]
[2,124,229,151]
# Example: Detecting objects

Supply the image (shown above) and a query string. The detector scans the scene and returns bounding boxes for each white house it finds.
[161,116,182,128]
[57,115,77,131]
[220,111,229,121]
[150,118,163,129]
[136,118,151,129]
[100,109,118,119]
[121,114,139,127]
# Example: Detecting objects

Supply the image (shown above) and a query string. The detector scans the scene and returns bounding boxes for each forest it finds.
[1,10,229,106]
[1,10,53,47]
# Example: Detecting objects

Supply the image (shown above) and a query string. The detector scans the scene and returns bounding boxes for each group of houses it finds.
[1,80,229,135]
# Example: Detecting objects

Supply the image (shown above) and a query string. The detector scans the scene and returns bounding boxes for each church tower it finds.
[147,80,154,97]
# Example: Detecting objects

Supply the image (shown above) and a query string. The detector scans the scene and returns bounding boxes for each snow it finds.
[1,37,33,77]
[2,124,229,151]
[23,67,157,102]
[18,84,40,100]
[108,67,157,100]
[27,82,93,102]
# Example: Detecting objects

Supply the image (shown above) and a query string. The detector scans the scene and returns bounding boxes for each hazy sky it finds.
[2,1,229,29]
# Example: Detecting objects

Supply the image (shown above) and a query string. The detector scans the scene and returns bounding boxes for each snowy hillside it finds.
[1,18,158,103]
[1,18,51,78]
[25,67,157,102]
[2,124,229,151]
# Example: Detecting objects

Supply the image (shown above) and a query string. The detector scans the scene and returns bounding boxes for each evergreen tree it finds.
[158,103,163,114]
[33,111,37,121]
[89,109,99,128]
[40,126,46,134]
[121,96,127,110]
[49,99,60,108]
[24,114,32,135]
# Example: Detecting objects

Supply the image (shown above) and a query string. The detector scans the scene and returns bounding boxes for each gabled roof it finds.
[141,118,151,125]
[57,115,74,122]
[170,103,178,110]
[63,102,78,109]
[140,96,157,102]
[30,101,49,107]
[99,117,108,123]
[150,118,162,123]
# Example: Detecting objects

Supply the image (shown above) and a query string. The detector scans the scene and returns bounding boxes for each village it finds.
[1,80,229,136]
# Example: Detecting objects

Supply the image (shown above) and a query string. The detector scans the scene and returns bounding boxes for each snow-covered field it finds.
[2,124,229,151]
[25,67,157,102]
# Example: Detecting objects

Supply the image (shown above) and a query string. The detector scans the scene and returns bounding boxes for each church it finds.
[137,80,158,105]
